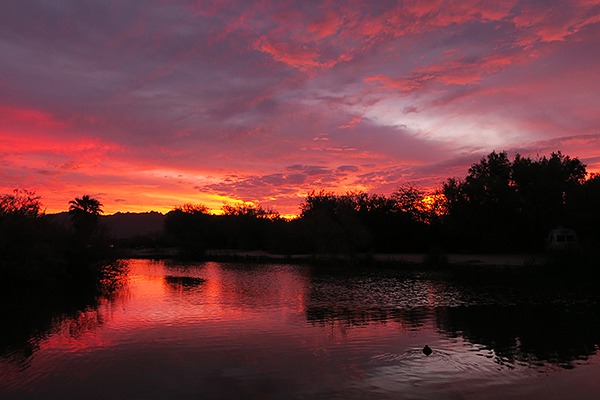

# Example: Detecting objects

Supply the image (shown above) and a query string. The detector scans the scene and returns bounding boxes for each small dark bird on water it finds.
[423,345,432,356]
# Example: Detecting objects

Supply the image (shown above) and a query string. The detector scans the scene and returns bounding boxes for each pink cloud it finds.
[365,51,535,93]
[511,1,600,46]
[338,117,362,129]
[254,39,333,71]
[0,106,66,128]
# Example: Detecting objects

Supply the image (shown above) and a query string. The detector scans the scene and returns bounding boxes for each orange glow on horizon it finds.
[36,191,249,216]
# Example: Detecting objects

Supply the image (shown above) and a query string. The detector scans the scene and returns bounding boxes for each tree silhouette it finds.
[392,184,432,223]
[69,195,103,216]
[174,203,209,214]
[164,203,215,256]
[0,189,74,281]
[221,202,279,219]
[221,202,280,249]
[446,151,518,251]
[300,190,372,256]
[1,189,50,277]
[442,151,588,252]
[69,195,103,239]
[0,189,43,218]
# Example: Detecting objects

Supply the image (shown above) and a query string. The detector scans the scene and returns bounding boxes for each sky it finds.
[2,0,600,216]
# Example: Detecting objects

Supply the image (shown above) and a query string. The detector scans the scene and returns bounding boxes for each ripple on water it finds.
[365,344,524,399]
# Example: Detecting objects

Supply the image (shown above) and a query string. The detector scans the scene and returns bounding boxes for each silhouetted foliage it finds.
[164,191,433,259]
[298,189,434,257]
[0,190,122,284]
[389,185,440,252]
[163,202,283,257]
[0,189,43,217]
[174,203,209,214]
[69,194,104,241]
[354,192,403,253]
[300,190,371,258]
[442,151,589,252]
[569,173,600,246]
[69,194,103,215]
[267,217,310,255]
[221,202,279,219]
[0,190,64,281]
[392,184,428,222]
[219,203,282,250]
[164,203,213,257]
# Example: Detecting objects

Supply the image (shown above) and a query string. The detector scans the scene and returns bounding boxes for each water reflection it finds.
[0,284,118,371]
[163,275,205,289]
[437,304,600,369]
[304,268,600,369]
[1,260,600,400]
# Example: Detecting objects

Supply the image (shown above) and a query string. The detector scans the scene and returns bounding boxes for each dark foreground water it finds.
[2,260,600,399]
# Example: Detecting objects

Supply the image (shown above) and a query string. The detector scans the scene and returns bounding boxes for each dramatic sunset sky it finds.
[2,0,600,215]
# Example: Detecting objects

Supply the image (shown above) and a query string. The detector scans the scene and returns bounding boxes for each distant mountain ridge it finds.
[46,211,166,239]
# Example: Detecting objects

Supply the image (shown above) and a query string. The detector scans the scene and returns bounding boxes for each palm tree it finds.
[69,195,103,216]
[69,195,103,238]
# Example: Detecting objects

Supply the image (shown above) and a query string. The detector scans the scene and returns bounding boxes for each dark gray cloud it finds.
[336,165,359,173]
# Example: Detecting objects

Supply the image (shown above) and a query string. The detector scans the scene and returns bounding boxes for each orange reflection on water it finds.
[116,260,310,329]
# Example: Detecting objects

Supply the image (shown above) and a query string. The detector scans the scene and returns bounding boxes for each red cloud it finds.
[307,10,343,39]
[2,134,121,157]
[0,106,66,128]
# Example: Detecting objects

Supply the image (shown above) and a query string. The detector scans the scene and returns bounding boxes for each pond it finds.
[2,259,600,399]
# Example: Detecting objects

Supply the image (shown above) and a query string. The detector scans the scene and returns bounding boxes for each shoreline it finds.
[119,247,543,267]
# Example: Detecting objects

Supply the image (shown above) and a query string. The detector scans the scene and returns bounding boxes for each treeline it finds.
[162,151,600,256]
[3,150,600,278]
[159,187,440,258]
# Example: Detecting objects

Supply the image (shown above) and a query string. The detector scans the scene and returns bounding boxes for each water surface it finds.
[2,259,600,399]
